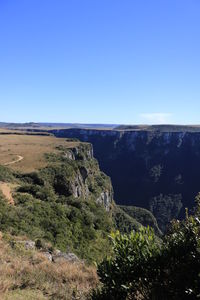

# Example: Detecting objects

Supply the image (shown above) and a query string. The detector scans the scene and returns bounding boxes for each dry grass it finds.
[0,133,80,172]
[0,236,98,300]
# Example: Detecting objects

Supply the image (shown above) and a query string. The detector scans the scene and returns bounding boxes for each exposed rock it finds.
[71,175,83,198]
[53,249,61,255]
[58,143,113,211]
[71,144,93,161]
[96,190,113,212]
[42,251,53,261]
[63,144,93,162]
[52,252,80,263]
[79,166,88,183]
[25,240,35,250]
[63,151,75,160]
[16,240,35,250]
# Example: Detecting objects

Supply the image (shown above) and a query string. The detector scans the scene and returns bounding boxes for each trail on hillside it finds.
[4,155,23,166]
[0,182,15,205]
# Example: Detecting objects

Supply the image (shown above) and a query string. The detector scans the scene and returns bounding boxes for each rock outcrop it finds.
[43,142,113,211]
[13,240,80,263]
[62,144,113,211]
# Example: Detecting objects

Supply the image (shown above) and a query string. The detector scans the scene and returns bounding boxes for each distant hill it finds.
[115,124,200,132]
[0,122,117,130]
[2,122,200,133]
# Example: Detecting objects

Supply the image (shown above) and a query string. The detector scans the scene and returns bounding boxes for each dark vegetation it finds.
[119,205,162,236]
[92,197,200,300]
[112,205,142,233]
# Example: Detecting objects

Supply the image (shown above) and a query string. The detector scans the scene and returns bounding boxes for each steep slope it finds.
[0,138,114,262]
[50,128,200,230]
[119,205,162,236]
[112,205,142,233]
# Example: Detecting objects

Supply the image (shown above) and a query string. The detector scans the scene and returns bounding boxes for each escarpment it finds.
[50,128,200,230]
[38,142,113,211]
[56,143,113,211]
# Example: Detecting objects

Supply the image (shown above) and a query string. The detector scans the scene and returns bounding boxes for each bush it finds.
[0,166,14,182]
[93,199,200,300]
[93,227,160,300]
[0,147,114,262]
[0,191,112,262]
[35,239,43,249]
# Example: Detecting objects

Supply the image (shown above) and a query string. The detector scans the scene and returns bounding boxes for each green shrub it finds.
[92,200,200,300]
[35,239,43,249]
[0,192,112,262]
[0,166,14,182]
[0,147,114,262]
[119,205,162,236]
[92,227,160,300]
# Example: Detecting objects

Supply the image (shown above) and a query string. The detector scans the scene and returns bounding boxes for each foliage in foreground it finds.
[92,198,200,300]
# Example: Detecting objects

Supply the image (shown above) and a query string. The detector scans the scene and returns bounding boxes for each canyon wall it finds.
[51,128,200,230]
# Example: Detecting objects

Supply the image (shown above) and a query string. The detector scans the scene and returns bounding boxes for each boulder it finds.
[52,252,79,263]
[16,240,35,250]
[42,252,53,261]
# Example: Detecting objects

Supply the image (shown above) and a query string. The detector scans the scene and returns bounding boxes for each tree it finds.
[92,227,160,300]
[92,198,200,300]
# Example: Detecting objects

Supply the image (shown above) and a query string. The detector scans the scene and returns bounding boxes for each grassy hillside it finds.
[0,234,98,300]
[0,133,80,172]
[0,134,114,262]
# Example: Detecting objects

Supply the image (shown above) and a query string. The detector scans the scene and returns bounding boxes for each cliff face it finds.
[66,144,113,212]
[45,142,113,212]
[51,129,200,230]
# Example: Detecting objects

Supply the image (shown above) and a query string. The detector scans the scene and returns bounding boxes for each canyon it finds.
[49,126,200,231]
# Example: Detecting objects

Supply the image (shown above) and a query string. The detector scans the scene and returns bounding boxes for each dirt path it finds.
[4,155,24,166]
[0,182,15,205]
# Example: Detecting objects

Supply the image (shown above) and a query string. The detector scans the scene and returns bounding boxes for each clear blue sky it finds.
[0,0,200,124]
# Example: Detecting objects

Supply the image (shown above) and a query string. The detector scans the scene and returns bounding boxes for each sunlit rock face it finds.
[61,143,113,211]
